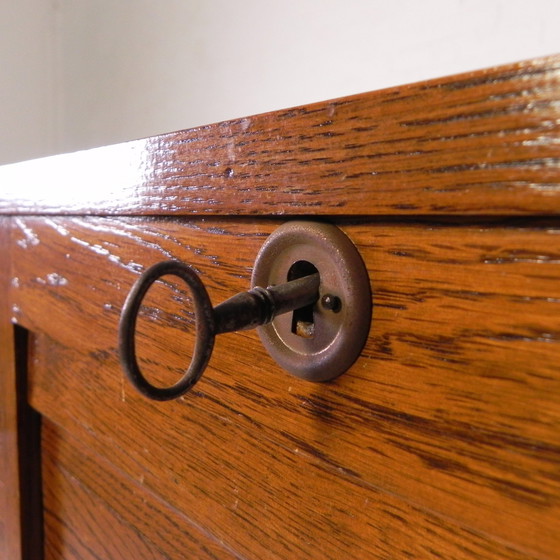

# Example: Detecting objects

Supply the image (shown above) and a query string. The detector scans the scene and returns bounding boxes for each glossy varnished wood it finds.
[0,218,20,560]
[9,216,560,559]
[0,222,43,560]
[41,420,237,560]
[0,56,559,216]
[2,55,560,560]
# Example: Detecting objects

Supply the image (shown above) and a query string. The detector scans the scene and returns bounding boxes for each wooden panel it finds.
[0,217,20,560]
[35,337,541,560]
[0,223,42,560]
[0,55,559,217]
[10,216,560,559]
[42,419,236,560]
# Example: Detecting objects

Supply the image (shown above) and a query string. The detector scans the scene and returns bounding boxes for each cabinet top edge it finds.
[1,54,560,217]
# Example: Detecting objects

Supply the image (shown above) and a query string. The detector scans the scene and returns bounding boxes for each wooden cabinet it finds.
[1,55,560,559]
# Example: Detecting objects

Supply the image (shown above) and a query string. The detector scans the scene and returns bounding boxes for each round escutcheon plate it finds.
[251,221,372,382]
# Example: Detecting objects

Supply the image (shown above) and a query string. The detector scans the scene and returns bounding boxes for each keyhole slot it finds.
[287,260,319,338]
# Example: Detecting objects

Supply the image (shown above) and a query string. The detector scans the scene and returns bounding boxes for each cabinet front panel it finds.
[41,418,237,560]
[9,216,559,559]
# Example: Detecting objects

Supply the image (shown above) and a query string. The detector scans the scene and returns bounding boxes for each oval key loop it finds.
[118,260,216,401]
[119,260,320,401]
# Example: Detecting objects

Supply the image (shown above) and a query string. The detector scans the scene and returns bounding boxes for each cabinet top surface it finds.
[1,54,559,217]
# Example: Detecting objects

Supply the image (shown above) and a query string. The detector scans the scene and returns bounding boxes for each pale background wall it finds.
[1,0,559,165]
[1,1,55,164]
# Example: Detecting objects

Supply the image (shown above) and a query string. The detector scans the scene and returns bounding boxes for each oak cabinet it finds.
[1,55,560,559]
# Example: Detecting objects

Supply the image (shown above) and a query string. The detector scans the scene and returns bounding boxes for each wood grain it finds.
[10,216,560,559]
[35,336,542,560]
[0,216,44,560]
[0,217,20,560]
[42,419,237,560]
[0,55,559,216]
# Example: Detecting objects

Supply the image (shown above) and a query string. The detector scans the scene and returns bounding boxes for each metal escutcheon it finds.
[252,221,372,382]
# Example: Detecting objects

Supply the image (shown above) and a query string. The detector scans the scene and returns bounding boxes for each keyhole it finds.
[287,260,319,338]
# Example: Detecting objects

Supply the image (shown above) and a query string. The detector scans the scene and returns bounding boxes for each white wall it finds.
[2,0,559,164]
[0,0,54,165]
